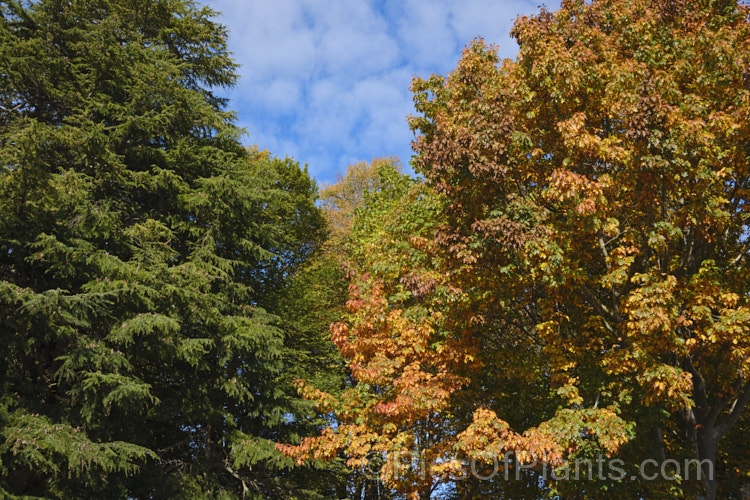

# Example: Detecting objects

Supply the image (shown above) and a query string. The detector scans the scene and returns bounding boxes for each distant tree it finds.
[0,1,336,498]
[283,158,409,499]
[319,157,402,254]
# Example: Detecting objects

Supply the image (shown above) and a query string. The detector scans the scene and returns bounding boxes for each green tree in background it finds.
[0,1,342,498]
[274,158,410,499]
[319,156,403,255]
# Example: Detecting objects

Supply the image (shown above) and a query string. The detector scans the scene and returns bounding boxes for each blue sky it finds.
[202,0,561,185]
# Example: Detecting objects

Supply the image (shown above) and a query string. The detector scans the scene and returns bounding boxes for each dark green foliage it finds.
[269,255,354,499]
[0,1,340,498]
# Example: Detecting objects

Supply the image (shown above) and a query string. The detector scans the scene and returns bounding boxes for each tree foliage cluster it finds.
[279,1,750,499]
[3,0,750,499]
[0,0,347,498]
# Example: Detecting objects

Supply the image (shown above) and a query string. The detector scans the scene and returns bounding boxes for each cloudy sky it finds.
[202,0,560,184]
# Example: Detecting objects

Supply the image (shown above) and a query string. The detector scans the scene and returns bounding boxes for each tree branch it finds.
[716,378,750,439]
[725,241,750,270]
[224,459,258,499]
[579,284,617,334]
[683,356,709,422]
[598,236,610,270]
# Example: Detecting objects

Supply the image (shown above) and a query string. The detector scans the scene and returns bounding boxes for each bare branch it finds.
[224,459,258,499]
[716,378,750,439]
[598,236,610,270]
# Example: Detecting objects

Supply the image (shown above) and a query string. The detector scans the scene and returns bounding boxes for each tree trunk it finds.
[696,423,718,500]
[650,425,666,462]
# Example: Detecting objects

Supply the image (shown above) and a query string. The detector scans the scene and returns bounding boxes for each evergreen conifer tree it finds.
[0,1,337,497]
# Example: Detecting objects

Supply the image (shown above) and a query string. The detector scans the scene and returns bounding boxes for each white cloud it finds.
[394,0,457,70]
[449,0,542,58]
[215,1,317,79]
[204,0,561,184]
[254,79,302,113]
[318,27,399,75]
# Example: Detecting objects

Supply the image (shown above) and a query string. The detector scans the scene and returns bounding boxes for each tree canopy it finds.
[0,0,342,498]
[319,156,403,255]
[3,0,750,499]
[279,1,750,499]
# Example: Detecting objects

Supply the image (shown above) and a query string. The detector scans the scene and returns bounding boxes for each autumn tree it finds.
[319,156,402,254]
[279,1,750,499]
[0,1,340,498]
[290,158,409,499]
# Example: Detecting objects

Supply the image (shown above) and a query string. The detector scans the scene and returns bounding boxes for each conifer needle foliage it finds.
[0,1,338,498]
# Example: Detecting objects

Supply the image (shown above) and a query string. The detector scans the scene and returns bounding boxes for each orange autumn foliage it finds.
[279,1,750,498]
